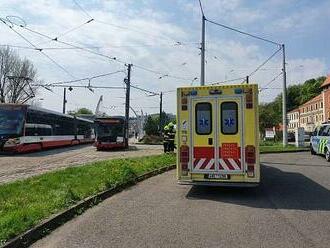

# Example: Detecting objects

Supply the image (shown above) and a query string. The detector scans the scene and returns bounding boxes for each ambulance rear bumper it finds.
[178,180,259,187]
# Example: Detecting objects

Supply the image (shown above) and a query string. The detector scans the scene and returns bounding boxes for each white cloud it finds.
[0,0,328,115]
[270,1,330,33]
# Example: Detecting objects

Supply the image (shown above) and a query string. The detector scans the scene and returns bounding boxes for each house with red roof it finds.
[287,75,330,133]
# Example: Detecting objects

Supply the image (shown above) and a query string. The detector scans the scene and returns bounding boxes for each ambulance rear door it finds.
[217,96,244,173]
[190,98,217,173]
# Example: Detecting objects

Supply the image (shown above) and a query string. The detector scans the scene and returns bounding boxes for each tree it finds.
[286,76,325,111]
[0,46,40,103]
[68,108,93,116]
[144,115,159,135]
[143,112,175,136]
[259,102,281,135]
[259,76,326,134]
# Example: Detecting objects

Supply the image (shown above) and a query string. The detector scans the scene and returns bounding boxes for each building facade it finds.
[287,75,330,133]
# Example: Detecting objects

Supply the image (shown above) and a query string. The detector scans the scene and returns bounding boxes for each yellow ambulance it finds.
[176,84,260,186]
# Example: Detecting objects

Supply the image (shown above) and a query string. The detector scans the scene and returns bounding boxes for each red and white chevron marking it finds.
[219,158,241,170]
[193,158,215,170]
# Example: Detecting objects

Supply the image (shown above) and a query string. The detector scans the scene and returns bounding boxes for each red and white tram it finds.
[94,117,127,150]
[0,104,95,153]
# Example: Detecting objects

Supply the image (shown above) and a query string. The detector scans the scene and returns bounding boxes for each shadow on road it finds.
[186,165,330,211]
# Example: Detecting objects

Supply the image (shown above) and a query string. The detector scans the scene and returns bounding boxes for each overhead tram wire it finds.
[0,18,76,79]
[51,70,125,85]
[4,41,200,51]
[130,84,159,96]
[72,0,93,19]
[36,18,95,47]
[13,23,123,63]
[206,18,281,47]
[133,64,193,81]
[241,46,282,84]
[11,21,191,81]
[4,16,197,86]
[259,71,283,92]
[198,0,205,17]
[204,16,284,85]
[208,76,247,85]
[57,19,94,38]
[32,83,125,90]
[0,17,120,63]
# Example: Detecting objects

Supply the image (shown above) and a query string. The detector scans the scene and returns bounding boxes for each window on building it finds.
[321,102,323,108]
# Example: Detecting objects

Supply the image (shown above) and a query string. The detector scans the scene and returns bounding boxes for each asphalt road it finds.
[0,144,163,184]
[33,152,330,248]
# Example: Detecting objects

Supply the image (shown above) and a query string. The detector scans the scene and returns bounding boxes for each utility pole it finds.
[62,87,67,114]
[282,44,288,146]
[159,91,163,133]
[124,64,132,148]
[246,76,249,84]
[200,15,206,86]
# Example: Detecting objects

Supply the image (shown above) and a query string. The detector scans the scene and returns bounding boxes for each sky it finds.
[0,0,329,116]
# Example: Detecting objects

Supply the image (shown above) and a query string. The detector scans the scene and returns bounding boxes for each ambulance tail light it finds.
[245,145,256,177]
[245,145,256,164]
[180,145,189,176]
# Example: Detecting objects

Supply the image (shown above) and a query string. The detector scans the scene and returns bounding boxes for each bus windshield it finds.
[0,106,25,136]
[97,123,124,138]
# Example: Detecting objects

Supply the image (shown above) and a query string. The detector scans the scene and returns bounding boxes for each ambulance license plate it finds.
[205,174,229,179]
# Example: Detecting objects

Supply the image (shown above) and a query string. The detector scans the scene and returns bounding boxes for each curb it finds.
[2,164,176,248]
[260,149,309,154]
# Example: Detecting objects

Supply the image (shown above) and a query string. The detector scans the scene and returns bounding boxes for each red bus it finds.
[94,117,127,150]
[0,104,95,153]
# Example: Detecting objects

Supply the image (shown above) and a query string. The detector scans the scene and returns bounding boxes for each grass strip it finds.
[0,153,175,245]
[260,144,309,153]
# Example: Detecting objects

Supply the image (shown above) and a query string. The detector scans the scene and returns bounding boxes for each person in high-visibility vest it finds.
[163,125,170,153]
[167,122,176,152]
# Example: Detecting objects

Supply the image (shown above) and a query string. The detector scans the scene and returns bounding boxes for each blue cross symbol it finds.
[199,117,208,127]
[225,117,235,127]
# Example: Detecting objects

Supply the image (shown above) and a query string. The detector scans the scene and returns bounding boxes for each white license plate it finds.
[205,174,228,179]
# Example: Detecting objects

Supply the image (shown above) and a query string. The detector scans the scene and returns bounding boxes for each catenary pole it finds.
[201,15,206,86]
[159,91,163,133]
[62,87,67,114]
[282,44,288,146]
[125,64,132,148]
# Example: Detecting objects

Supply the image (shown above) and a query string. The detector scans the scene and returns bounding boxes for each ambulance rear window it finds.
[221,102,238,135]
[195,103,212,135]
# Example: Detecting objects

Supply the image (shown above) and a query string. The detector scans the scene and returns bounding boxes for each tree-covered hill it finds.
[259,76,326,133]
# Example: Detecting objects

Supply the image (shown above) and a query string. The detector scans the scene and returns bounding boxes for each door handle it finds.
[208,138,213,145]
